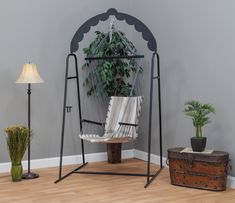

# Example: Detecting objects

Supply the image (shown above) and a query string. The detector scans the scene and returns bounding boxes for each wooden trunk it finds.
[107,143,122,164]
[168,147,230,191]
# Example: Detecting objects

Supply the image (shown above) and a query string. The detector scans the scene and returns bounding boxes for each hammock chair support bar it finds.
[67,76,78,80]
[118,122,138,127]
[82,119,105,126]
[153,76,160,79]
[55,8,163,188]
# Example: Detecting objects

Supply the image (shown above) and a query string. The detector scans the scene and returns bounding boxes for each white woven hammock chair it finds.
[79,96,142,143]
[79,19,143,143]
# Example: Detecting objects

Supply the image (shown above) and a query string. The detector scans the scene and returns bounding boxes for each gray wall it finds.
[130,0,235,176]
[1,0,235,176]
[0,0,133,163]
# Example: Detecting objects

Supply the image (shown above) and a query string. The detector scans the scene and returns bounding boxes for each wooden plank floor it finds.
[0,158,234,203]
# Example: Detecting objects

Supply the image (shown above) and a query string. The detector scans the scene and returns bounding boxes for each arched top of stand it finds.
[70,8,157,53]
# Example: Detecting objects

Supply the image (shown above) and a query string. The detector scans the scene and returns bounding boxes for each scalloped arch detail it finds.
[70,8,157,53]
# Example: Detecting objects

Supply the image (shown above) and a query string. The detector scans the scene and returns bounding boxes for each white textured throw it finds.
[79,96,142,142]
[180,147,214,154]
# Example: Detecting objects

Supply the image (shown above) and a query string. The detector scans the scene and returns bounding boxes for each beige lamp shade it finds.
[16,63,44,83]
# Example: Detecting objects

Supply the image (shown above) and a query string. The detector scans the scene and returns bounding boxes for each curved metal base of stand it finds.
[22,172,39,179]
[55,162,162,188]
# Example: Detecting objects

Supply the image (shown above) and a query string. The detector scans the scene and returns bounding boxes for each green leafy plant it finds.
[4,125,30,181]
[184,100,215,138]
[83,31,142,97]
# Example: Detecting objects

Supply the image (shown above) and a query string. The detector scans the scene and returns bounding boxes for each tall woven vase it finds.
[4,125,29,182]
[11,163,23,182]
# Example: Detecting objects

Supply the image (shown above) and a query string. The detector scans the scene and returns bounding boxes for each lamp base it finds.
[22,172,39,179]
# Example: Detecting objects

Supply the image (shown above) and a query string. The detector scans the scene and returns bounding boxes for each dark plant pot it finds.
[11,163,23,182]
[191,137,207,152]
[107,143,122,164]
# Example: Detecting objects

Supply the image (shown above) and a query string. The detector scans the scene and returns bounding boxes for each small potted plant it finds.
[4,125,30,181]
[184,100,215,152]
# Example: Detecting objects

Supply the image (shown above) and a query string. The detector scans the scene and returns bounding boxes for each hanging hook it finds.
[109,16,115,43]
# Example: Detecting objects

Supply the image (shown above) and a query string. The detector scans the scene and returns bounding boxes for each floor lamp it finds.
[16,63,44,179]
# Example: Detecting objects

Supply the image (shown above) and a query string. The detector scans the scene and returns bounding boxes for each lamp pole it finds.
[27,83,31,174]
[22,83,39,179]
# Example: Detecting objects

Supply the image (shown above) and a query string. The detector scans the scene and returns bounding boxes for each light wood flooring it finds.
[0,158,234,203]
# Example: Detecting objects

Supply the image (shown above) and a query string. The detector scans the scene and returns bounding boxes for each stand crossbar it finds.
[55,162,163,184]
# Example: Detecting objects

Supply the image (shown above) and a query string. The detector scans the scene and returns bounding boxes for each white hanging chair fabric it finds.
[79,96,143,143]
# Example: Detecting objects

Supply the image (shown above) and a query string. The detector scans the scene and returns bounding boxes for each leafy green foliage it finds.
[4,125,30,164]
[184,100,215,137]
[83,31,142,97]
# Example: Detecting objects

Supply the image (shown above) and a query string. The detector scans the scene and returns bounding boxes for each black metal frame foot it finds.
[54,162,88,184]
[144,167,164,188]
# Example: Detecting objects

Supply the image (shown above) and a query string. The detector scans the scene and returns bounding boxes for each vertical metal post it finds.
[146,52,156,184]
[73,54,85,164]
[22,84,39,179]
[27,83,31,174]
[58,54,70,179]
[156,53,163,168]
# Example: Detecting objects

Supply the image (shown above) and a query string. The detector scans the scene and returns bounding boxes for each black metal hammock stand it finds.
[55,8,163,188]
